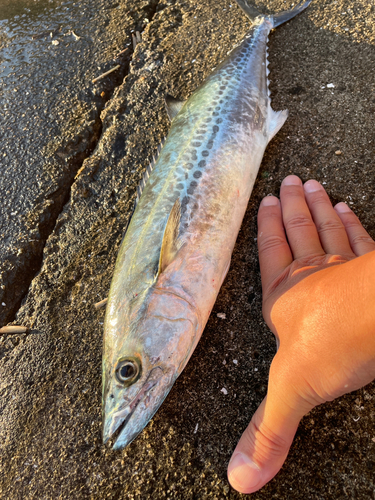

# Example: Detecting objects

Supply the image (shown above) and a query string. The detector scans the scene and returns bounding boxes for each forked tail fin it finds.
[235,0,312,27]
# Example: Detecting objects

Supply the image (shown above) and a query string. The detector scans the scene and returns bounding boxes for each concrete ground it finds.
[0,0,374,498]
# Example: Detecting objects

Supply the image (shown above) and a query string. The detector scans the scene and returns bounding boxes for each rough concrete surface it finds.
[0,0,374,498]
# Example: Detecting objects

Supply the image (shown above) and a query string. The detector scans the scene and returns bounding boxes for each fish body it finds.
[103,0,312,449]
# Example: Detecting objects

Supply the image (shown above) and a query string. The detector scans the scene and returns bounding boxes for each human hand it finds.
[227,175,375,494]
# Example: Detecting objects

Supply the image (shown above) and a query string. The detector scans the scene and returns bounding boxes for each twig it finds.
[92,65,120,84]
[132,31,142,50]
[94,298,108,310]
[132,33,137,50]
[114,47,129,60]
[0,325,29,335]
[71,30,81,41]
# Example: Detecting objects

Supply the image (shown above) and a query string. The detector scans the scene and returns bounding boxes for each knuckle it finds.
[340,213,360,227]
[316,218,344,234]
[284,215,315,232]
[247,418,289,461]
[258,208,280,222]
[258,234,286,253]
[309,191,328,205]
[350,233,375,247]
[283,186,302,197]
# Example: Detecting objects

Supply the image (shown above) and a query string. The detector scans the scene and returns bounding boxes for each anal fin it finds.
[267,108,288,143]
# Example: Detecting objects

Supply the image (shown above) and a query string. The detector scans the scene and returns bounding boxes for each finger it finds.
[303,180,355,257]
[227,353,317,494]
[280,176,324,260]
[334,203,375,256]
[257,196,293,294]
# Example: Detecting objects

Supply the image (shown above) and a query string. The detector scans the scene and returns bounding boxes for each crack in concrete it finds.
[2,0,161,329]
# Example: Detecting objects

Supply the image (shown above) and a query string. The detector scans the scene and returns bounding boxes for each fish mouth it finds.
[103,366,171,450]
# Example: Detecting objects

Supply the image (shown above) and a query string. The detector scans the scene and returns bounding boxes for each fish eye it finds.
[115,358,141,385]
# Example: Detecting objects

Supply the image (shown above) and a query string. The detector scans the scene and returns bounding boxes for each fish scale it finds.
[102,0,312,450]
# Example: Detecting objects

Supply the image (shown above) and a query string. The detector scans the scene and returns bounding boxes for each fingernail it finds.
[282,175,301,186]
[261,195,279,206]
[304,180,323,193]
[228,453,262,493]
[335,202,351,213]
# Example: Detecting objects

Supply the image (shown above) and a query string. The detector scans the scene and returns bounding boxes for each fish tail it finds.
[272,0,312,28]
[235,0,312,27]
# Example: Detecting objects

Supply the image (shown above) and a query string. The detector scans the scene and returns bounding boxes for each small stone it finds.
[335,150,342,155]
[327,83,335,88]
[233,360,238,365]
[217,312,226,319]
[221,387,228,395]
[52,40,59,46]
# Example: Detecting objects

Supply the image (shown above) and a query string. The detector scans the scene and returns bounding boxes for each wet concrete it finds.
[0,0,160,325]
[0,0,374,498]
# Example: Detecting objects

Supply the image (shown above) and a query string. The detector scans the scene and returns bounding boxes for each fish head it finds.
[102,287,199,450]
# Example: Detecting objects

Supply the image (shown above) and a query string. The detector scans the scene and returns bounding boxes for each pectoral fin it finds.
[165,95,186,121]
[158,199,181,274]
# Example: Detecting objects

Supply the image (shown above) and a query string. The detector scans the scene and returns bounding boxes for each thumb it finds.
[227,355,318,494]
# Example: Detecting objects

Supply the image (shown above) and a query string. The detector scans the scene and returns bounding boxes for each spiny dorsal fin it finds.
[135,136,167,204]
[165,94,185,121]
[158,198,181,275]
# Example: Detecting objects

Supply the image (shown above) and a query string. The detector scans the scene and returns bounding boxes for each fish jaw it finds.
[103,366,175,449]
[102,288,200,449]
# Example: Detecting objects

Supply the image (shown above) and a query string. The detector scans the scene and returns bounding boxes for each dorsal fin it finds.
[165,94,185,121]
[158,198,181,275]
[136,136,167,204]
[119,137,167,246]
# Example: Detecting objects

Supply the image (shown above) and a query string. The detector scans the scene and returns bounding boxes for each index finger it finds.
[257,196,293,294]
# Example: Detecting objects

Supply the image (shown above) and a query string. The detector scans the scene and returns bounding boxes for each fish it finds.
[102,0,312,450]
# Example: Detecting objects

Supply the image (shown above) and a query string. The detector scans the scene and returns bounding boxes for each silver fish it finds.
[103,0,312,449]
